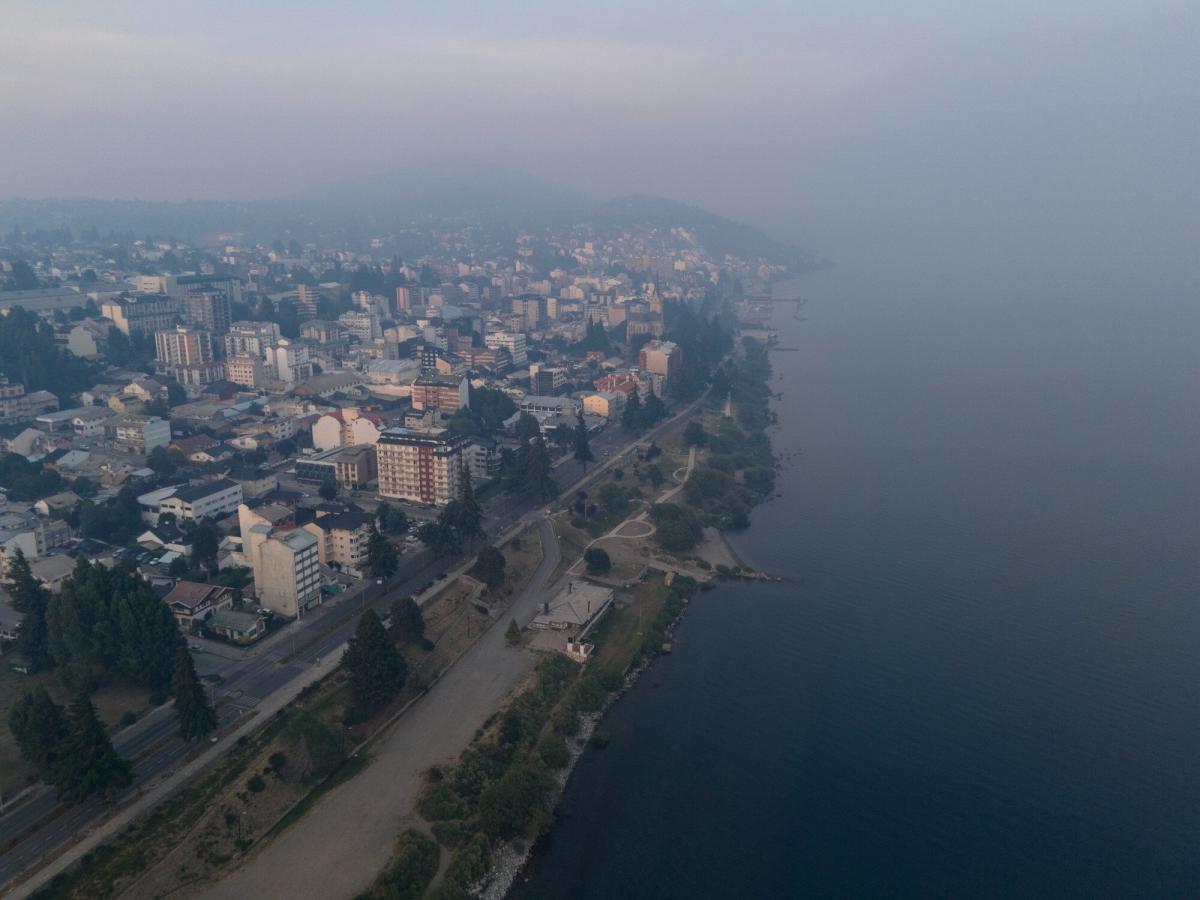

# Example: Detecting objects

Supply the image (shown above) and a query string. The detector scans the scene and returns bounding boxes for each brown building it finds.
[376,427,467,506]
[411,373,468,414]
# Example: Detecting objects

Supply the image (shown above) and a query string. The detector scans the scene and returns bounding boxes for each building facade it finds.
[376,427,467,505]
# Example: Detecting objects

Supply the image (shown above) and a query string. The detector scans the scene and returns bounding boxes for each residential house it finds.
[164,581,235,631]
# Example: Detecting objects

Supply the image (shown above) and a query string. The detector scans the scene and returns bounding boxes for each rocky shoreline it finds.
[478,597,693,899]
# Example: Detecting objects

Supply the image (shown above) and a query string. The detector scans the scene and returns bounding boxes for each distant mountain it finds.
[0,161,816,269]
[270,160,597,222]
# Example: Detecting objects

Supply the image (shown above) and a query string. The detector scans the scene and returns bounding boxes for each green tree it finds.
[643,389,667,425]
[446,466,484,544]
[366,523,399,579]
[621,388,643,433]
[8,687,68,778]
[509,437,556,502]
[389,596,425,645]
[377,502,407,535]
[171,649,217,740]
[418,518,461,558]
[469,545,507,589]
[645,463,665,487]
[343,610,406,712]
[318,478,338,501]
[572,412,594,469]
[7,549,52,671]
[584,547,611,574]
[684,421,707,446]
[514,412,541,445]
[191,519,219,568]
[146,445,176,474]
[598,483,629,518]
[52,693,133,803]
[505,619,522,646]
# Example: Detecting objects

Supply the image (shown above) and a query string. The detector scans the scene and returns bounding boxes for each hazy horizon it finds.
[3,1,1198,295]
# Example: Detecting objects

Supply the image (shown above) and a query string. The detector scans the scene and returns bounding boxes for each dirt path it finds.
[189,518,562,900]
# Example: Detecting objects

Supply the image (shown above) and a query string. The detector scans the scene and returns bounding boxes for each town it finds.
[0,216,784,895]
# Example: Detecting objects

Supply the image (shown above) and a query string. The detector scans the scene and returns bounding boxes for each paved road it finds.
[191,517,562,900]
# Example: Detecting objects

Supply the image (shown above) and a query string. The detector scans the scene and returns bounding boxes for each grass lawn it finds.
[589,579,670,671]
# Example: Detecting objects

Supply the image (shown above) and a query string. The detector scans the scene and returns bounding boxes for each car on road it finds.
[189,643,202,651]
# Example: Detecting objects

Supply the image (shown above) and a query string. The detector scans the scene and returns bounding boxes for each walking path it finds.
[187,518,561,900]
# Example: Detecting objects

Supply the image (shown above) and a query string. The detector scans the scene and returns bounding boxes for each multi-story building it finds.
[334,444,377,490]
[158,479,243,521]
[226,354,266,388]
[102,294,177,335]
[639,340,681,378]
[155,326,213,366]
[239,504,322,617]
[293,284,322,319]
[0,515,71,575]
[272,338,313,382]
[165,274,243,307]
[638,339,681,397]
[302,509,372,576]
[0,376,29,423]
[184,289,231,334]
[114,415,171,453]
[300,320,342,344]
[529,364,567,394]
[582,391,625,419]
[175,361,226,387]
[520,395,581,417]
[395,285,412,311]
[224,320,280,359]
[337,310,381,342]
[411,374,469,414]
[484,331,527,367]
[376,427,467,506]
[311,409,383,451]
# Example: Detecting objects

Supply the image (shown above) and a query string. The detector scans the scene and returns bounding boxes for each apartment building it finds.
[302,509,372,576]
[311,408,383,451]
[0,376,29,423]
[376,427,467,506]
[184,288,232,334]
[484,331,527,367]
[239,504,322,617]
[102,294,177,335]
[114,415,171,453]
[224,320,280,359]
[158,479,243,521]
[411,373,468,414]
[272,338,313,382]
[583,391,625,419]
[226,354,266,388]
[155,326,214,366]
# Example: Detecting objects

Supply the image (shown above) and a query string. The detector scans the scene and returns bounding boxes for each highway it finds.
[0,411,689,891]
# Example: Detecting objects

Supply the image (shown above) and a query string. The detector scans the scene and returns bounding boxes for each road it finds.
[0,398,704,893]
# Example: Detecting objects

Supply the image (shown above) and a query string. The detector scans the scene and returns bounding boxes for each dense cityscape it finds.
[0,213,785,897]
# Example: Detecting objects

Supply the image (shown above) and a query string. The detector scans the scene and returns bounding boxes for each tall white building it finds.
[484,331,527,367]
[239,505,322,618]
[271,338,313,382]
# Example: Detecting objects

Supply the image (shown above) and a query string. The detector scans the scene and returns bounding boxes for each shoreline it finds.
[485,591,694,899]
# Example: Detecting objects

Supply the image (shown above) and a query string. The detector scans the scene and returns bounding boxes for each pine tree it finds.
[191,520,219,569]
[644,389,667,425]
[622,388,643,433]
[447,465,484,544]
[172,649,217,740]
[7,549,52,672]
[343,610,406,712]
[573,412,594,470]
[505,619,522,645]
[52,693,133,803]
[389,596,425,645]
[470,545,507,589]
[8,687,68,778]
[520,438,557,502]
[366,523,399,579]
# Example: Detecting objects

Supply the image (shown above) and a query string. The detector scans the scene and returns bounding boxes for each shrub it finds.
[118,711,138,727]
[536,735,571,770]
[247,774,266,793]
[419,781,467,821]
[478,762,554,839]
[431,819,469,848]
[384,829,439,900]
[584,547,611,574]
[443,832,492,890]
[268,752,288,775]
[589,729,610,749]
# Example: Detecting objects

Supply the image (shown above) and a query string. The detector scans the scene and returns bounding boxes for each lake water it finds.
[512,271,1200,898]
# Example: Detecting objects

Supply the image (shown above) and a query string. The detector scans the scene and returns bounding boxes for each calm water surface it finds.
[513,273,1200,898]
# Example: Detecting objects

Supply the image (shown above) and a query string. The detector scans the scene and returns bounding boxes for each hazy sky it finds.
[3,1,1198,294]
